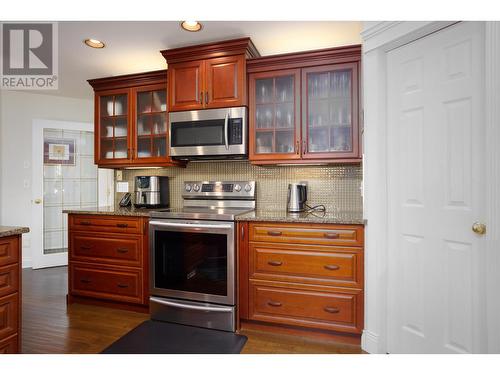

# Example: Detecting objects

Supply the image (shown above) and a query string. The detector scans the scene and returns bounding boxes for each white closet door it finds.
[387,22,487,353]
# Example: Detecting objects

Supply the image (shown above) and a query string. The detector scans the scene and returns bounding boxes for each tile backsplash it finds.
[117,162,362,213]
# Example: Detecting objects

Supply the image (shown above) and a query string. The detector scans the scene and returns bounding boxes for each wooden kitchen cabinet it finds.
[247,44,362,165]
[238,221,364,336]
[88,70,183,168]
[162,38,259,112]
[0,234,23,354]
[67,214,150,312]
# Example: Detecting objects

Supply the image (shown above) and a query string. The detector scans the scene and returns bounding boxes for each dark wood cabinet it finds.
[67,214,149,312]
[89,70,183,168]
[238,221,364,336]
[0,235,22,354]
[162,38,259,112]
[247,45,362,165]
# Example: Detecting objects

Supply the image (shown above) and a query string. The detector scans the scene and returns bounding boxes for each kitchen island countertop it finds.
[0,226,30,238]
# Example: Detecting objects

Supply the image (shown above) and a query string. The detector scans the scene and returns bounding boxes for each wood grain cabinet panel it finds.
[0,264,19,298]
[249,243,363,288]
[69,215,143,234]
[0,293,18,340]
[249,223,364,247]
[249,281,362,333]
[0,237,19,267]
[205,55,246,108]
[70,263,143,305]
[168,61,204,111]
[0,334,18,354]
[71,234,142,267]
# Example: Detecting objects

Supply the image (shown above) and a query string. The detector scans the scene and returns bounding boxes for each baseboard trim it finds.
[361,329,382,354]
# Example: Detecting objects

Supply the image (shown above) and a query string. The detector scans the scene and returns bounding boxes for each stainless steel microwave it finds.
[169,107,247,159]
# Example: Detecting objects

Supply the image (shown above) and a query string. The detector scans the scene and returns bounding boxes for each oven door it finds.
[169,107,247,158]
[149,219,235,305]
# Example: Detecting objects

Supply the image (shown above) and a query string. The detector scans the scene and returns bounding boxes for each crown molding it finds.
[87,69,167,91]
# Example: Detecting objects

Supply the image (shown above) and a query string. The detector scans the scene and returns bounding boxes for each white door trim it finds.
[361,21,500,354]
[31,119,93,269]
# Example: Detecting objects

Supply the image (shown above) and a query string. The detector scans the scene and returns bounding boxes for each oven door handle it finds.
[149,220,233,230]
[224,110,229,150]
[150,297,234,313]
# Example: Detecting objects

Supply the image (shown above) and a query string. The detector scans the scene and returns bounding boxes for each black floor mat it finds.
[102,320,247,354]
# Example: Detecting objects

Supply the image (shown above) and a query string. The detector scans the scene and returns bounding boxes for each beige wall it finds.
[0,91,93,267]
[120,162,363,213]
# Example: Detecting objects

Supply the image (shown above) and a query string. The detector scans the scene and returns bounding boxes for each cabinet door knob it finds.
[267,300,282,307]
[205,91,209,105]
[267,260,283,267]
[200,92,203,105]
[296,140,300,155]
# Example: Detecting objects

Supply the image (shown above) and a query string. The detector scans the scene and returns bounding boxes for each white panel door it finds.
[387,22,487,353]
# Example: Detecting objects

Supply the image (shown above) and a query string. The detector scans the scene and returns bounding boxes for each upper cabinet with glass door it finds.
[88,70,183,168]
[302,63,359,160]
[249,70,301,161]
[247,45,361,165]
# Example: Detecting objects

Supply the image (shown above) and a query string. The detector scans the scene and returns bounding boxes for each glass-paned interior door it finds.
[43,129,97,256]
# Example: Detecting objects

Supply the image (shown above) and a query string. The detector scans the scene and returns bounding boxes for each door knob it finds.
[472,222,486,235]
[34,198,42,204]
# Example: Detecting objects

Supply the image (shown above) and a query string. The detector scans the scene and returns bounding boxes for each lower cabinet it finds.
[0,234,22,354]
[239,221,364,335]
[67,214,149,311]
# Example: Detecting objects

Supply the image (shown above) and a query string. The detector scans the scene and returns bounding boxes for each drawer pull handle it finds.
[80,245,92,250]
[268,260,283,267]
[117,283,129,288]
[267,231,282,236]
[324,233,340,239]
[324,264,340,271]
[116,248,129,254]
[116,223,129,228]
[80,279,91,284]
[267,300,282,307]
[324,306,340,314]
[80,221,91,226]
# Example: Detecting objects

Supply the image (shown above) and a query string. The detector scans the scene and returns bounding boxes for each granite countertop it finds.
[0,226,30,238]
[235,209,365,225]
[63,206,157,217]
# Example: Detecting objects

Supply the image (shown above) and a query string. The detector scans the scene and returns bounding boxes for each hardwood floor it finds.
[22,267,362,354]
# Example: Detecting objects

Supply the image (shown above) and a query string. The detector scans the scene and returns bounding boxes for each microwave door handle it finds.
[224,111,229,150]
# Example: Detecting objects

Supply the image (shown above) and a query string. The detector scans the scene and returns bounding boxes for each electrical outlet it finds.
[116,181,129,193]
[116,170,123,181]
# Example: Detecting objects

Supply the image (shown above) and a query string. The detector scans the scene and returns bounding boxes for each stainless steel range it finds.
[149,180,255,332]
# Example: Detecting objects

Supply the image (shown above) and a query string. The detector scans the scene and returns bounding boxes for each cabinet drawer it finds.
[0,237,19,267]
[71,234,142,267]
[249,243,362,288]
[249,281,362,333]
[249,223,363,247]
[0,293,18,340]
[70,264,143,305]
[69,215,143,234]
[0,334,18,354]
[0,264,19,298]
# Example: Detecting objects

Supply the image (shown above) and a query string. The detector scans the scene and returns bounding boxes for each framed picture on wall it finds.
[44,138,76,165]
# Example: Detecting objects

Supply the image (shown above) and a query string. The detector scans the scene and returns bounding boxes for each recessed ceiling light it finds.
[180,21,202,32]
[84,38,105,49]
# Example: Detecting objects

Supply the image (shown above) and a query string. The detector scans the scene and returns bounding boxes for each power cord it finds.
[304,204,326,217]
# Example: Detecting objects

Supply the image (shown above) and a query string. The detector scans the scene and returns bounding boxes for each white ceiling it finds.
[49,21,362,99]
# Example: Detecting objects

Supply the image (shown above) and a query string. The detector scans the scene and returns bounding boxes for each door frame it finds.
[361,21,500,353]
[31,119,113,269]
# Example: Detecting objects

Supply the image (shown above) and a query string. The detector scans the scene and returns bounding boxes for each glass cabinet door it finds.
[303,63,358,158]
[250,70,300,160]
[135,87,168,160]
[99,93,129,160]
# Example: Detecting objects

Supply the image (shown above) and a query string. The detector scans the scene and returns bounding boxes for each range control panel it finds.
[183,181,256,199]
